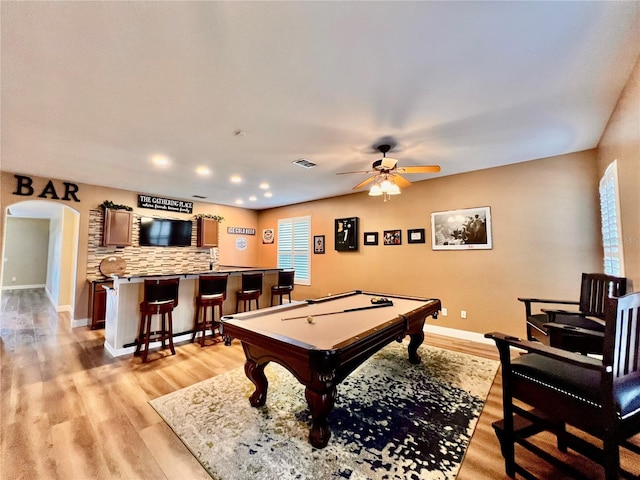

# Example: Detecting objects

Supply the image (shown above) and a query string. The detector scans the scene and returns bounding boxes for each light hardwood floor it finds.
[1,288,638,479]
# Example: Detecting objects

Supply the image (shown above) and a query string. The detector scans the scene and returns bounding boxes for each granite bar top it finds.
[87,266,281,283]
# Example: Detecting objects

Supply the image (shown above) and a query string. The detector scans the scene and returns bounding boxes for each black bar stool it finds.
[192,274,228,346]
[135,277,180,363]
[236,272,263,313]
[270,269,295,306]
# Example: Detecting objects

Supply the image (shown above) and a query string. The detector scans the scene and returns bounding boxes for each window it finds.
[277,216,311,286]
[599,160,625,276]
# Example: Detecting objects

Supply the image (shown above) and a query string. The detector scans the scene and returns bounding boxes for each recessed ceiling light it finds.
[230,175,242,183]
[259,182,269,190]
[249,196,257,201]
[264,192,273,198]
[151,154,170,167]
[235,199,244,205]
[196,166,211,176]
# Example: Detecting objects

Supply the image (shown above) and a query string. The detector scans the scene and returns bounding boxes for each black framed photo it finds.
[431,206,492,250]
[364,232,378,246]
[314,235,325,254]
[383,229,402,245]
[407,228,426,244]
[335,217,358,251]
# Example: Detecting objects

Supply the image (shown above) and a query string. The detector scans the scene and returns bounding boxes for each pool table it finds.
[220,290,441,448]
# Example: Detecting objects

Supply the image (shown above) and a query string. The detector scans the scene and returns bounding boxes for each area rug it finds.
[150,342,499,480]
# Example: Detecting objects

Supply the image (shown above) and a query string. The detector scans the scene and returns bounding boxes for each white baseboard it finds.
[1,283,46,291]
[425,324,494,345]
[71,317,89,328]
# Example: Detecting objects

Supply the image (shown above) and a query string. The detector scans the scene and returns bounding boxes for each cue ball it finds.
[307,315,314,324]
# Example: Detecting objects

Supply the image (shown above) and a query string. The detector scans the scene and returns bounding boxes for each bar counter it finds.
[103,266,281,357]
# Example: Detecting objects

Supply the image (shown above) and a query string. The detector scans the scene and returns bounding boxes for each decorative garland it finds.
[100,200,133,211]
[194,214,224,222]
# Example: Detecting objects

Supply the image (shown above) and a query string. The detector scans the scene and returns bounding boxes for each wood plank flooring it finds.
[1,288,638,479]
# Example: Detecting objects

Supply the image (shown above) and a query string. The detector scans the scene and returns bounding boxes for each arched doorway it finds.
[1,200,79,316]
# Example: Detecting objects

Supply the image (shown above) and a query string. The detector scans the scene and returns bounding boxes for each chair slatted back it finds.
[604,291,640,379]
[579,273,627,319]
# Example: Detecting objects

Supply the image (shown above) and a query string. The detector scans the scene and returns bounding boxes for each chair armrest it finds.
[517,297,579,306]
[518,298,580,327]
[485,332,602,371]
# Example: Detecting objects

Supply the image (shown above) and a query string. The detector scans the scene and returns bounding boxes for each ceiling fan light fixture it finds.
[388,183,401,195]
[369,184,383,196]
[380,179,393,193]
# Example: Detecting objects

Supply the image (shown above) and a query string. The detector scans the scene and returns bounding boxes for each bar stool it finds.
[134,277,180,363]
[270,269,295,306]
[192,274,228,346]
[236,272,263,313]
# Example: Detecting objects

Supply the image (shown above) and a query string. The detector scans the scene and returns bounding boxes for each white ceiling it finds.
[2,1,639,211]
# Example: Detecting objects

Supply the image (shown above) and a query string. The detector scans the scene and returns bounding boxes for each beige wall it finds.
[258,150,602,338]
[0,173,260,320]
[597,54,640,289]
[2,217,50,287]
[59,207,78,308]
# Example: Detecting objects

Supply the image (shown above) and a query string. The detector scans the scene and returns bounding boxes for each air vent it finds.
[292,158,316,169]
[192,195,207,199]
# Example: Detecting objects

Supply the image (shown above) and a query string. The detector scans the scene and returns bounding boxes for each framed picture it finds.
[262,228,274,244]
[335,217,358,251]
[431,206,492,250]
[314,235,325,254]
[407,228,425,244]
[383,229,402,245]
[364,232,378,246]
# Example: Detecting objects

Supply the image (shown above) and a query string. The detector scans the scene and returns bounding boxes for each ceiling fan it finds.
[337,144,441,192]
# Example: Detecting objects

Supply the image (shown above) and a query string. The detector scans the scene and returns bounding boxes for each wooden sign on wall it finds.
[137,194,193,214]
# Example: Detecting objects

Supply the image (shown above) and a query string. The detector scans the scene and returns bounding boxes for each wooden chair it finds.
[134,277,180,363]
[270,269,295,306]
[236,272,263,313]
[192,274,228,346]
[518,272,627,354]
[486,290,640,480]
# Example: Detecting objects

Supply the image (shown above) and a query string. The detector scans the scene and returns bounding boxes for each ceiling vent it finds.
[192,194,207,199]
[292,158,316,169]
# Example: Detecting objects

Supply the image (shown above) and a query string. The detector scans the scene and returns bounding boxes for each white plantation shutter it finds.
[277,216,311,285]
[599,161,625,276]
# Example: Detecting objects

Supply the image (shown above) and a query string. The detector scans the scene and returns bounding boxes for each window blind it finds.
[277,216,311,285]
[599,160,625,276]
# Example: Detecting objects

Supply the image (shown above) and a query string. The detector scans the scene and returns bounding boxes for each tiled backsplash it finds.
[87,209,216,280]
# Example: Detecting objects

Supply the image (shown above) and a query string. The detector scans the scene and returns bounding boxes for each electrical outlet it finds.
[461,310,467,319]
[441,307,448,316]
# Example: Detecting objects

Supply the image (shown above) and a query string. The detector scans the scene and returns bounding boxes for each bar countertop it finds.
[88,266,281,282]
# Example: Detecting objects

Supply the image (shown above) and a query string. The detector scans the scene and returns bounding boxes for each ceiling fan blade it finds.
[352,176,375,190]
[336,169,373,175]
[398,165,441,174]
[392,174,412,188]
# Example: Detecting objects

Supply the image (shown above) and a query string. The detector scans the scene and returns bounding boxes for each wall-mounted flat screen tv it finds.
[139,217,192,247]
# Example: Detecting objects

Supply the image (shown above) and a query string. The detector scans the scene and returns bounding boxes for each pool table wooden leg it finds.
[245,360,268,407]
[305,385,336,449]
[408,330,424,364]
